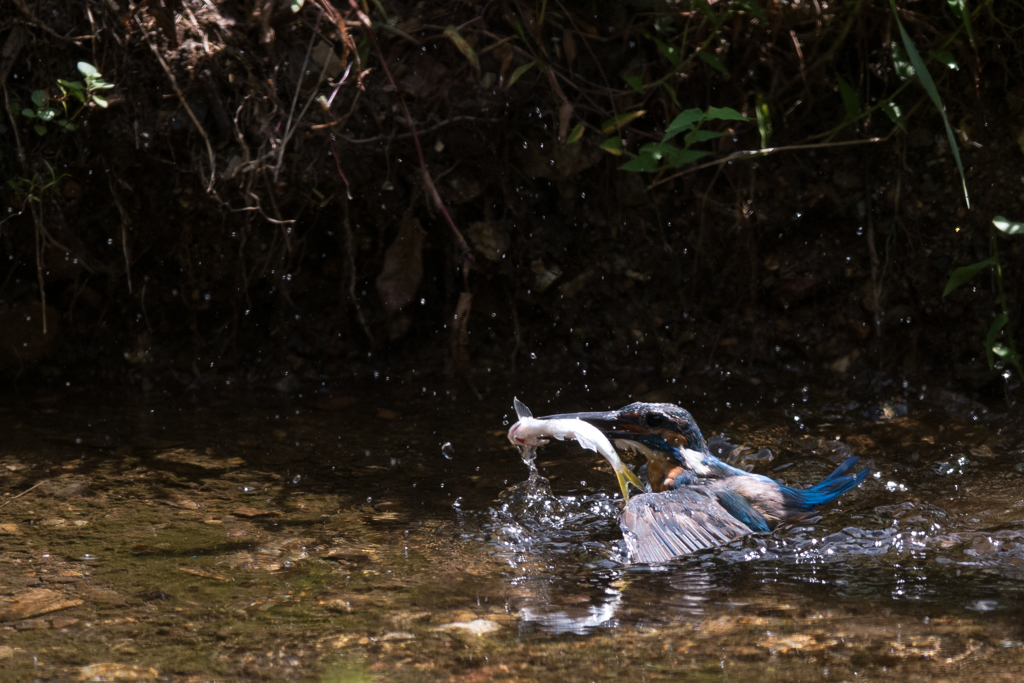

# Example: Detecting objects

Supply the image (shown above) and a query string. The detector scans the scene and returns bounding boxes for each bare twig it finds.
[0,480,49,509]
[108,176,133,293]
[134,14,217,192]
[272,16,327,181]
[649,132,896,189]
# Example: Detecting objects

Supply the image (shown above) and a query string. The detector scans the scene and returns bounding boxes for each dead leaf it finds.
[558,100,574,142]
[79,663,159,681]
[375,216,427,315]
[451,292,473,372]
[232,507,283,518]
[467,222,509,262]
[563,29,577,66]
[0,588,83,622]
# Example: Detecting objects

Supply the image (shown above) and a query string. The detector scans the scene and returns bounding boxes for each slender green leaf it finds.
[92,94,108,108]
[506,61,535,89]
[71,89,87,104]
[663,108,704,141]
[837,75,860,119]
[943,257,994,297]
[756,93,772,148]
[697,50,730,78]
[659,82,680,109]
[668,148,710,167]
[566,123,585,144]
[57,79,86,91]
[705,106,748,121]
[651,36,681,68]
[624,75,644,93]
[32,90,47,108]
[736,0,766,21]
[890,0,969,207]
[599,136,624,156]
[77,62,99,78]
[444,26,480,72]
[881,100,906,131]
[993,216,1024,236]
[694,0,717,23]
[91,80,114,91]
[891,41,915,80]
[986,314,1009,369]
[601,110,645,134]
[947,0,974,44]
[929,49,959,70]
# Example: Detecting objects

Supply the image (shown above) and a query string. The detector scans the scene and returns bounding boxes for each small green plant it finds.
[617,106,748,173]
[943,216,1024,381]
[6,161,68,204]
[20,61,113,135]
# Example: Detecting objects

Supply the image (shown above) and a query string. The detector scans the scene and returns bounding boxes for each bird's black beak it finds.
[538,409,648,438]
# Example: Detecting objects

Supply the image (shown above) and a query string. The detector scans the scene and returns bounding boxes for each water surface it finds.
[1,376,1023,681]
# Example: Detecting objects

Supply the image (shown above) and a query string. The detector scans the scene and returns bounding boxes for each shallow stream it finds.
[1,374,1023,681]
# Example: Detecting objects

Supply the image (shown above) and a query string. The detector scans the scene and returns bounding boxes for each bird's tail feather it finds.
[784,457,869,509]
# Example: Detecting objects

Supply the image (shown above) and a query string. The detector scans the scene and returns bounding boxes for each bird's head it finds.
[540,402,713,490]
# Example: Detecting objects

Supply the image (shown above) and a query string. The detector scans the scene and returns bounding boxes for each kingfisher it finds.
[541,402,870,563]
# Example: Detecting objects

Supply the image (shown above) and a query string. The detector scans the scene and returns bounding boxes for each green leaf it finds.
[993,343,1018,362]
[77,62,99,78]
[21,108,36,119]
[755,94,772,148]
[506,61,535,89]
[651,36,681,68]
[947,0,974,43]
[92,94,108,108]
[663,108,704,141]
[837,75,860,119]
[289,0,305,11]
[624,75,644,93]
[889,0,969,208]
[601,110,645,134]
[91,80,114,91]
[986,314,1009,369]
[63,122,79,131]
[57,79,86,91]
[736,0,766,21]
[71,89,87,105]
[599,137,624,156]
[637,142,679,159]
[444,26,480,72]
[619,153,661,173]
[38,108,58,122]
[683,129,725,145]
[943,257,994,297]
[566,123,585,144]
[929,49,959,70]
[705,106,748,121]
[993,216,1024,235]
[34,124,47,136]
[667,148,710,167]
[697,51,730,78]
[881,100,906,131]
[891,41,915,81]
[32,90,47,108]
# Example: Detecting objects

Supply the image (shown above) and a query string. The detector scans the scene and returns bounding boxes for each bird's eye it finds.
[645,413,666,428]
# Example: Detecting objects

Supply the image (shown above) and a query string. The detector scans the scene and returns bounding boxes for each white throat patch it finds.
[614,440,711,476]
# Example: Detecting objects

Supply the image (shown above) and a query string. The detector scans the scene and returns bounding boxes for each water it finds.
[1,376,1023,680]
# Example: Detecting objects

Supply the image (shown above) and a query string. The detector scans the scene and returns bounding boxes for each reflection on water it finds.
[0,377,1023,679]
